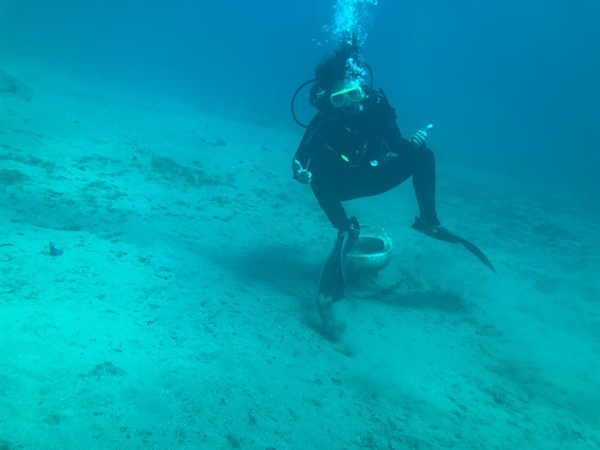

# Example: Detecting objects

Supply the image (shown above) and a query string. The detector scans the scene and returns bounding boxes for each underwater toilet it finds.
[346,225,393,277]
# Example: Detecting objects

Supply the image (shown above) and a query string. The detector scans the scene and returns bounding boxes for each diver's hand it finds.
[293,159,312,184]
[411,124,433,149]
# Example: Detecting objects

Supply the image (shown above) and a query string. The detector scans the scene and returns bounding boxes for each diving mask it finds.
[329,81,365,108]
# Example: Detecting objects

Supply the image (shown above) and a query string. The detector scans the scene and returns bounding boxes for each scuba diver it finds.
[291,42,495,338]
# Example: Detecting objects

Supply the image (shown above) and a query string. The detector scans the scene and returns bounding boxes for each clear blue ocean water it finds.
[2,1,598,192]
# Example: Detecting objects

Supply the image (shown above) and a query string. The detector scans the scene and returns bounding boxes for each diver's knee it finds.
[423,146,435,157]
[419,146,436,165]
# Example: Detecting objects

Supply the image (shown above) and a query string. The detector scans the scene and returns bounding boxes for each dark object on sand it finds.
[49,242,63,256]
[0,69,33,101]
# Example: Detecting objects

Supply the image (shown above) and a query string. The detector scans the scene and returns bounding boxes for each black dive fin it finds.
[455,234,496,274]
[415,222,496,273]
[318,234,347,303]
[318,218,361,303]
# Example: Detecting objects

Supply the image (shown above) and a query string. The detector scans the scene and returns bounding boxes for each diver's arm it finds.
[373,92,431,152]
[371,93,413,154]
[384,112,430,153]
[384,115,413,154]
[292,159,312,184]
[292,115,324,183]
[292,145,312,183]
[410,124,433,149]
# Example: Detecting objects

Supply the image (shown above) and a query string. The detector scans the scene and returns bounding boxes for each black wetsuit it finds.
[293,89,440,232]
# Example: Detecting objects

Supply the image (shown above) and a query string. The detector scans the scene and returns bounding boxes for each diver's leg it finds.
[408,148,496,272]
[344,150,495,272]
[311,176,361,338]
[354,149,439,225]
[368,147,440,228]
[411,147,441,228]
[310,170,353,231]
[315,216,360,337]
[315,216,360,339]
[318,217,360,299]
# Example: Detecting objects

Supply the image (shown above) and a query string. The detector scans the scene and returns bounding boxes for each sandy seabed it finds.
[1,64,599,449]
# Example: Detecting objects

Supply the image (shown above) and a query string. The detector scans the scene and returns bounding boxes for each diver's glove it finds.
[410,124,433,149]
[293,159,312,184]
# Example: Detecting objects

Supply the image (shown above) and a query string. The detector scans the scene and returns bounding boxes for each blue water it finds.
[2,1,598,192]
[1,1,599,449]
